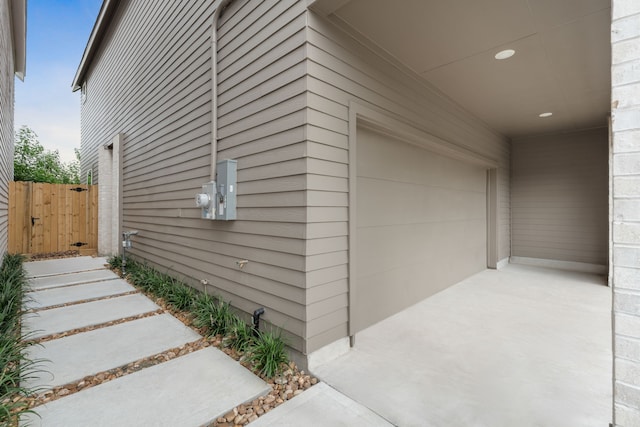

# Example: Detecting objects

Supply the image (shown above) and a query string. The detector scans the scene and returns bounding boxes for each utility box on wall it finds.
[215,159,237,220]
[195,159,237,220]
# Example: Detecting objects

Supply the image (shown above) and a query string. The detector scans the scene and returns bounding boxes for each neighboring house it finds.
[0,0,26,259]
[73,0,639,424]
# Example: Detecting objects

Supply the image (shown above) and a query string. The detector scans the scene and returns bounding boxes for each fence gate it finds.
[8,182,98,255]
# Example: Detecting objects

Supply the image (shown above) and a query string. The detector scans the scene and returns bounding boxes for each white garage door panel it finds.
[354,126,487,333]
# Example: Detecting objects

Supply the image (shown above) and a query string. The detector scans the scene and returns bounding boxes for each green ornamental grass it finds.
[247,330,288,378]
[0,254,44,425]
[225,317,255,354]
[107,255,290,378]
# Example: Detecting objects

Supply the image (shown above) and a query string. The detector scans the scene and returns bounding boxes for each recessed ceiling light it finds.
[539,112,553,118]
[494,49,515,60]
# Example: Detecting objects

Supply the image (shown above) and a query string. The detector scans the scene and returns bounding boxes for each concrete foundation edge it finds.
[307,337,350,373]
[510,256,607,275]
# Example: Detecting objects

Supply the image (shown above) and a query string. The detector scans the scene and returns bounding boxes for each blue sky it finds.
[15,0,103,163]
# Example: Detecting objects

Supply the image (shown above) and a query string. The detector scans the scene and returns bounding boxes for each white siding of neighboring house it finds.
[303,11,511,353]
[0,0,14,259]
[611,0,640,424]
[511,129,609,267]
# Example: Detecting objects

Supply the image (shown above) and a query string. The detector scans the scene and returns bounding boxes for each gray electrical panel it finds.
[215,159,237,220]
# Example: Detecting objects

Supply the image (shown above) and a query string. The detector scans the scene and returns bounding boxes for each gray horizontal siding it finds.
[511,128,608,265]
[80,0,514,358]
[0,0,14,259]
[80,0,311,352]
[217,0,313,353]
[304,10,511,352]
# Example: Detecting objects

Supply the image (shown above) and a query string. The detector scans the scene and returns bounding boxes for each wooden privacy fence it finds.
[8,182,98,255]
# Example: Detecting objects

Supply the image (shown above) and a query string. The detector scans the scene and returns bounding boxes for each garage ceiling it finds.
[310,0,611,139]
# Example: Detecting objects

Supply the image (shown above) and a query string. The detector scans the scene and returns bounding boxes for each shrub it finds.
[107,255,122,270]
[164,282,196,312]
[225,317,255,354]
[248,330,288,378]
[192,293,218,333]
[208,299,234,337]
[107,257,290,378]
[0,254,42,425]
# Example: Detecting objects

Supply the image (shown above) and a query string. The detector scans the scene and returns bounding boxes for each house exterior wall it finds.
[511,129,608,268]
[0,0,15,260]
[611,1,640,425]
[215,0,310,354]
[80,0,311,355]
[79,0,510,361]
[304,11,510,352]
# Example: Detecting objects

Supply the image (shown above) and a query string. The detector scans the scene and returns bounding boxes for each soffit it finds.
[10,0,26,80]
[319,0,611,138]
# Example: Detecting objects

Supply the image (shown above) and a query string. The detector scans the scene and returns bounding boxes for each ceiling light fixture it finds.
[539,112,553,118]
[494,49,515,60]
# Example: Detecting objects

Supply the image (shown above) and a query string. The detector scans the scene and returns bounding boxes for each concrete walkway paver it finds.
[25,279,135,310]
[29,269,120,291]
[25,314,201,389]
[24,256,109,277]
[22,348,270,427]
[22,257,271,427]
[23,293,159,340]
[251,382,393,427]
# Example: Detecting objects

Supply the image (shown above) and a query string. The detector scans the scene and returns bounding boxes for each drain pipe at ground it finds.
[252,308,265,337]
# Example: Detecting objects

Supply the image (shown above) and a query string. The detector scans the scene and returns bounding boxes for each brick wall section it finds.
[612,1,640,425]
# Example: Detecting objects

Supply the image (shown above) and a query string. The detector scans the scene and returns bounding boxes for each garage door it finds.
[354,125,488,333]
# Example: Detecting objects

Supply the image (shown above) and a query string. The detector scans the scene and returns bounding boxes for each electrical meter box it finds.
[195,159,237,220]
[196,181,216,220]
[215,159,237,220]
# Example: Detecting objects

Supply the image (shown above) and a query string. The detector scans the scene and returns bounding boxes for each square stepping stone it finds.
[22,294,159,340]
[25,314,201,389]
[26,279,135,310]
[23,348,270,427]
[25,257,109,278]
[29,269,120,291]
[250,382,393,427]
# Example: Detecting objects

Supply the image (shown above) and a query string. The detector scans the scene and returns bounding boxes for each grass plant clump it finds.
[164,281,196,312]
[191,292,218,332]
[107,255,290,378]
[0,253,42,426]
[225,317,255,354]
[247,330,289,378]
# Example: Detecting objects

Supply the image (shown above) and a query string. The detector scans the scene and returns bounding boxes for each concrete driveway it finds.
[312,264,612,427]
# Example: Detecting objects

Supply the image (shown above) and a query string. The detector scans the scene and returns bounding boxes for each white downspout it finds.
[211,0,235,181]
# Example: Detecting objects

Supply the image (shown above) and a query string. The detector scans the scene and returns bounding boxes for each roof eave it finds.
[71,0,119,92]
[306,0,352,16]
[10,0,26,80]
